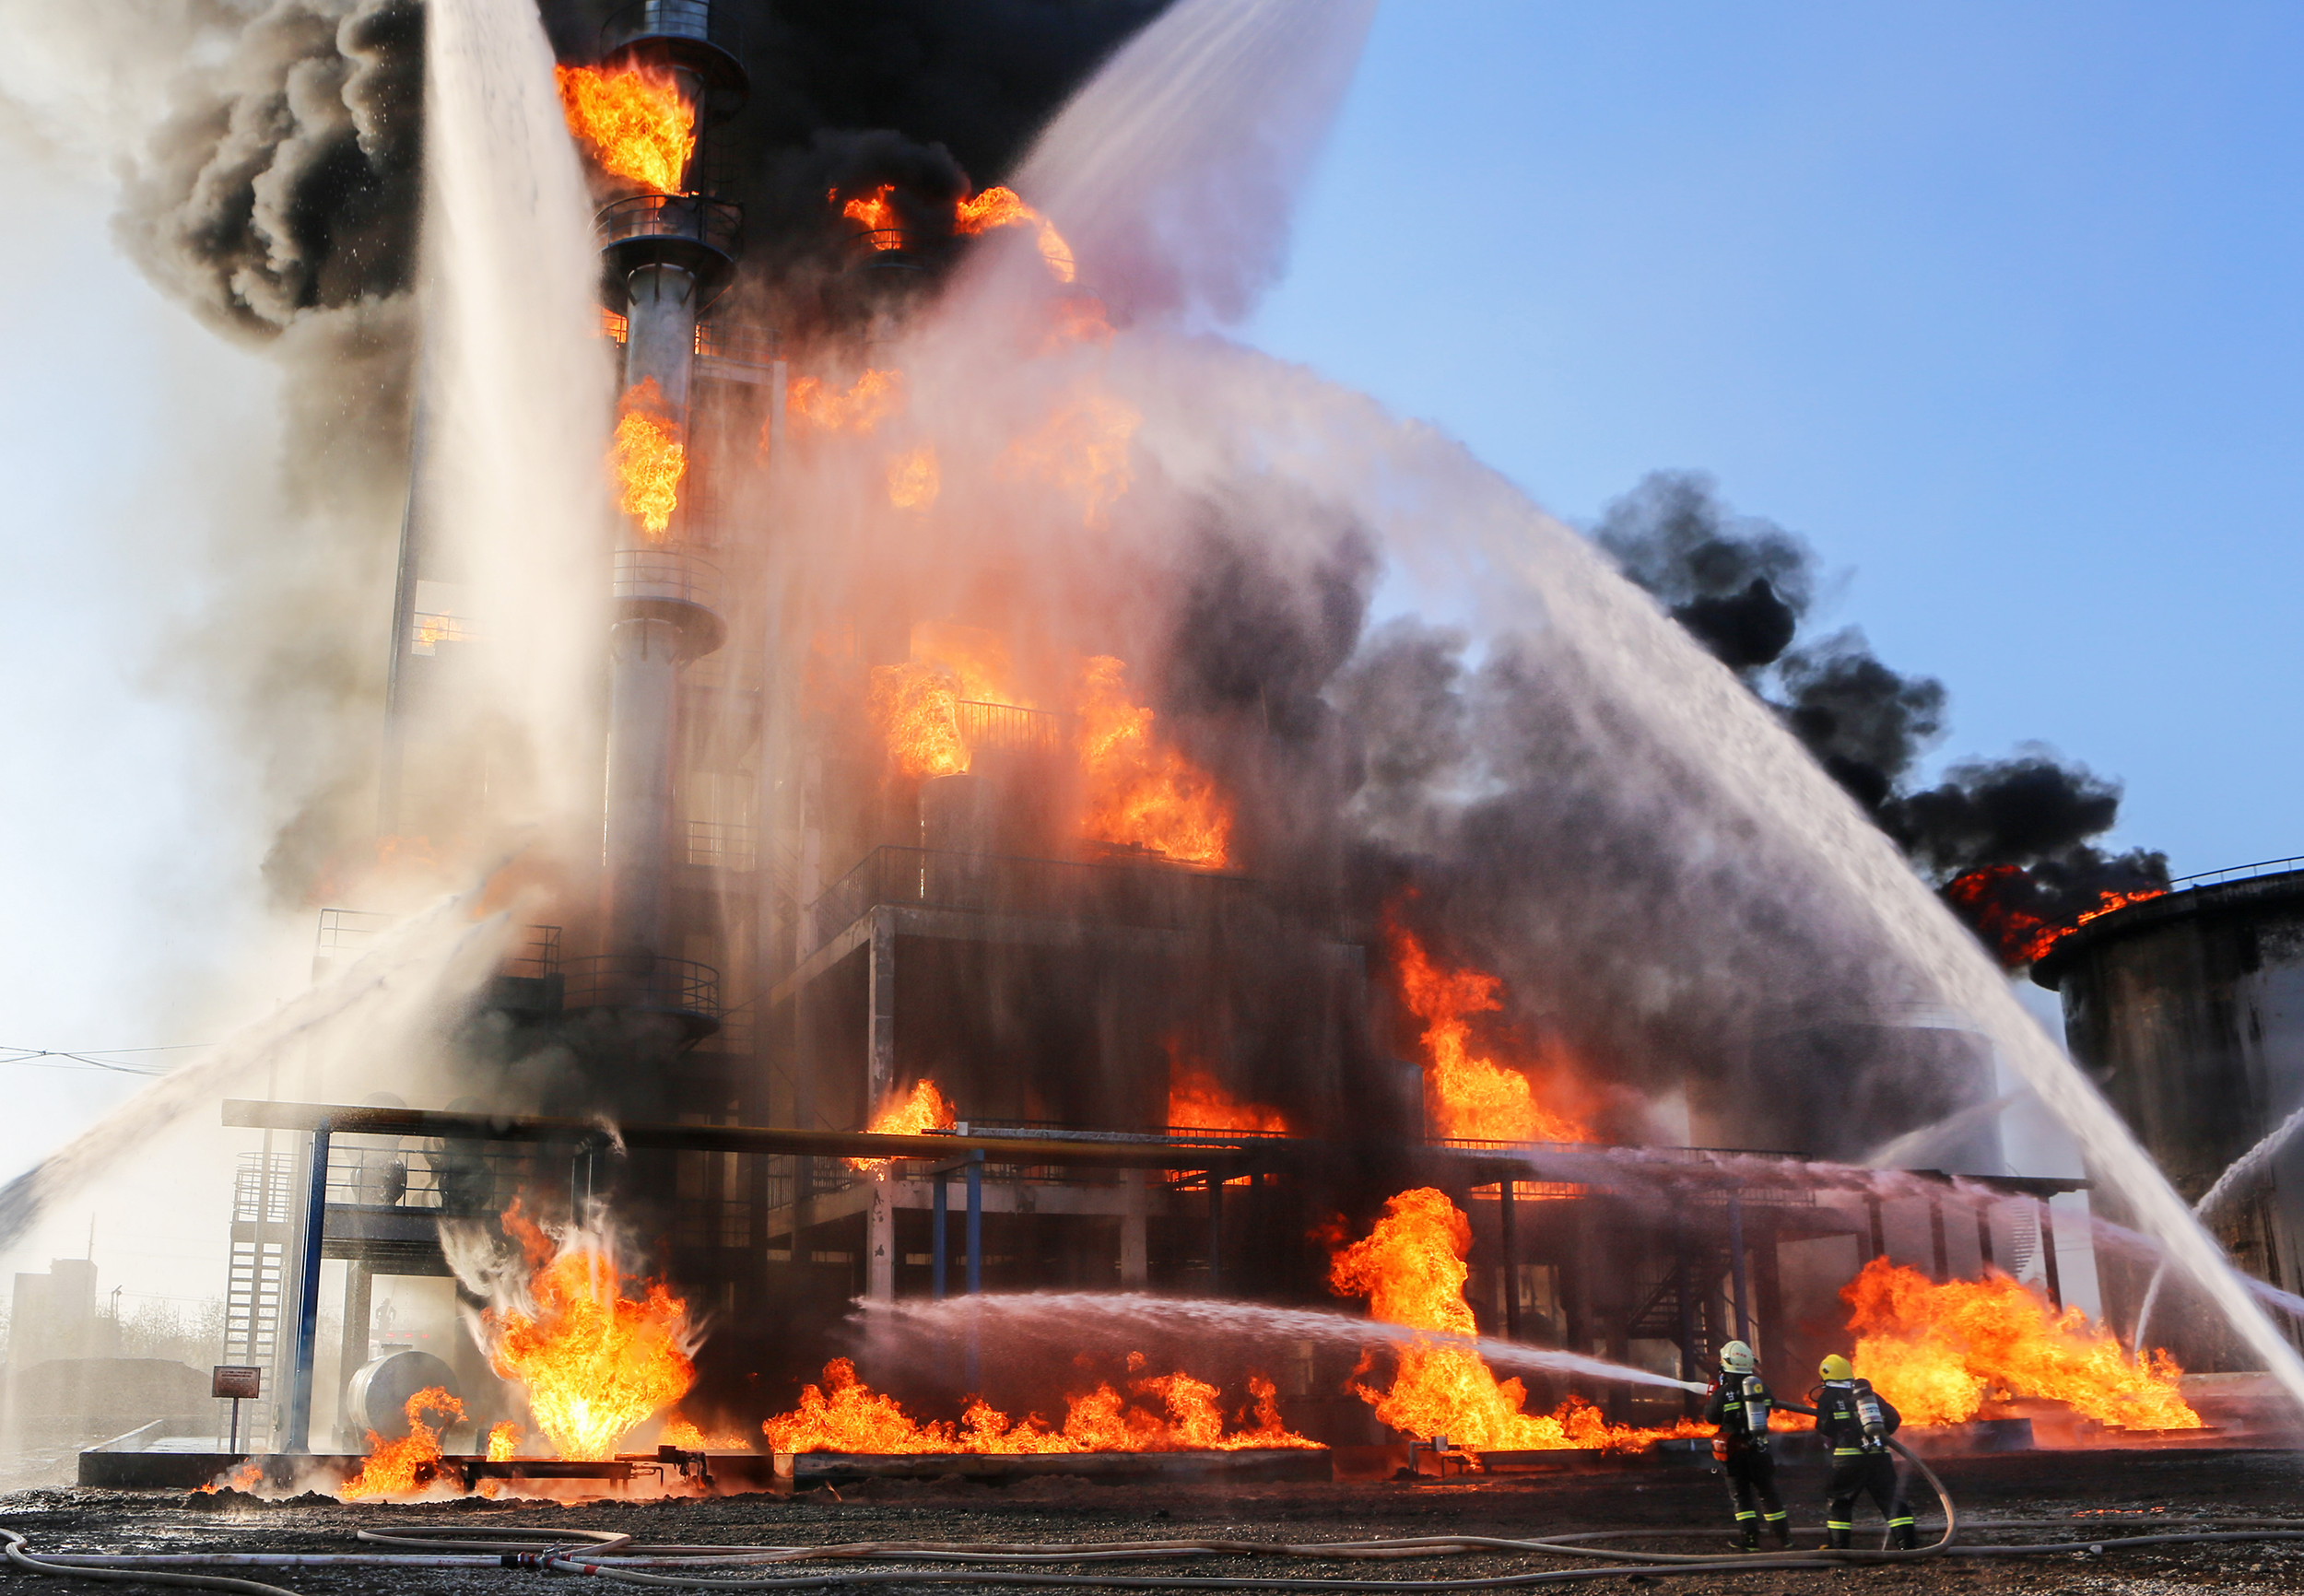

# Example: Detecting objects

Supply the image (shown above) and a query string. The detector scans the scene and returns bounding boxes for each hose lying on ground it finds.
[10,1445,2304,1593]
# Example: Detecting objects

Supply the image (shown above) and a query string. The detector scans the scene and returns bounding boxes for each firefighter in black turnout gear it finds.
[1814,1354,1916,1549]
[1703,1340,1790,1551]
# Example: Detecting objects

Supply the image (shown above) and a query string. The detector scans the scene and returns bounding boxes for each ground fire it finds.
[479,1205,698,1461]
[1328,1188,1702,1455]
[340,1386,464,1501]
[556,63,694,193]
[1384,912,1591,1143]
[761,1355,1316,1454]
[1841,1256,2201,1430]
[613,379,686,538]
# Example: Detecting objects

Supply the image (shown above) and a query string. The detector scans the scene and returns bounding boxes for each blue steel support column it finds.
[964,1152,984,1394]
[932,1172,947,1301]
[285,1126,331,1452]
[965,1153,983,1295]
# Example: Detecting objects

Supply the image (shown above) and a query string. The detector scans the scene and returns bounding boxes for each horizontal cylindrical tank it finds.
[343,1350,462,1440]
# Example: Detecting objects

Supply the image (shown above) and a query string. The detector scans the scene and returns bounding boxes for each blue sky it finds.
[1250,0,2304,879]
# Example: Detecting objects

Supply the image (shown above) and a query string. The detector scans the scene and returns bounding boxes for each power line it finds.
[0,1042,209,1077]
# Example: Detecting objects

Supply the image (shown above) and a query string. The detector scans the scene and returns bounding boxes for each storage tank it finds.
[2033,862,2304,1368]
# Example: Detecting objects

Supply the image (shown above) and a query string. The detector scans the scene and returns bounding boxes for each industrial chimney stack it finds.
[592,2,747,973]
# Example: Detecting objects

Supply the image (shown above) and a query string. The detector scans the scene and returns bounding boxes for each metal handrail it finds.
[596,194,742,256]
[695,321,781,366]
[805,844,1261,949]
[615,546,720,608]
[2166,855,2304,891]
[602,0,741,58]
[561,953,721,1017]
[954,699,1064,755]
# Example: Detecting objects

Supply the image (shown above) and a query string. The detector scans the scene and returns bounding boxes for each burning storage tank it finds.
[2034,859,2304,1368]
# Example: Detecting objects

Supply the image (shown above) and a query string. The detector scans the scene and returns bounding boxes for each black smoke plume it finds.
[1593,471,1810,672]
[1596,470,2166,965]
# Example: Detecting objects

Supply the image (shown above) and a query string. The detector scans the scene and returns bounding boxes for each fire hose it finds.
[10,1446,2304,1595]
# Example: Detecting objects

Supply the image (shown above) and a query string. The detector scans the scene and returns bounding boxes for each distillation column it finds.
[591,4,748,969]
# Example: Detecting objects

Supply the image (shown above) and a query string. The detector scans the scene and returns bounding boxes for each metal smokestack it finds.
[591,1,747,965]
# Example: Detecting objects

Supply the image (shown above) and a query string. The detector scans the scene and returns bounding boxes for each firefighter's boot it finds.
[1888,1521,1918,1551]
[1825,1524,1852,1551]
[1767,1516,1793,1549]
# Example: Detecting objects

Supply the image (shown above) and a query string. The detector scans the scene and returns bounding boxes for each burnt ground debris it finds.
[4,1448,2303,1594]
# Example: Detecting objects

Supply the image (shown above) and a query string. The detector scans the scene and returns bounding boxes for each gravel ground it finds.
[2,1447,2301,1595]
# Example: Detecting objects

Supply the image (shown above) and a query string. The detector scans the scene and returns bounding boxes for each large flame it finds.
[1385,909,1590,1143]
[1166,1040,1287,1132]
[613,380,686,539]
[839,183,905,246]
[887,445,941,509]
[1076,655,1232,866]
[486,1421,520,1462]
[1944,867,2168,968]
[955,185,1076,282]
[661,1414,752,1449]
[997,393,1140,528]
[870,661,970,779]
[787,369,905,434]
[479,1206,698,1461]
[1841,1257,2202,1430]
[556,64,694,193]
[762,1356,1317,1454]
[340,1386,464,1501]
[848,1079,958,1173]
[867,627,1040,779]
[1328,1189,1700,1455]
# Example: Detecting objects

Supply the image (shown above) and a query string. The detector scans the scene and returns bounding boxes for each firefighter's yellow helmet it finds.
[1818,1354,1854,1381]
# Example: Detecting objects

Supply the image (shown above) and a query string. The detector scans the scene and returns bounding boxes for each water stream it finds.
[864,1293,1704,1394]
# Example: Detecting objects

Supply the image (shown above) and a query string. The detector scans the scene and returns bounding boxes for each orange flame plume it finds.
[1328,1189,1701,1455]
[661,1414,752,1449]
[1944,868,2168,968]
[1166,1040,1287,1133]
[787,369,905,434]
[997,393,1140,528]
[1043,294,1116,351]
[870,662,971,779]
[1841,1257,2202,1429]
[955,185,1076,282]
[1076,655,1232,866]
[614,379,686,539]
[840,182,903,241]
[556,64,695,194]
[1384,910,1590,1143]
[486,1421,520,1462]
[762,1356,1317,1454]
[887,445,941,509]
[848,1079,958,1173]
[194,1461,264,1496]
[340,1386,464,1500]
[480,1205,698,1461]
